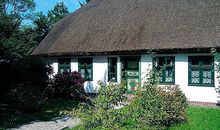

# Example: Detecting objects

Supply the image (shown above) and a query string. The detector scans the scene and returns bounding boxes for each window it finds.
[108,57,117,82]
[153,57,175,84]
[188,56,214,86]
[78,58,93,81]
[58,58,71,73]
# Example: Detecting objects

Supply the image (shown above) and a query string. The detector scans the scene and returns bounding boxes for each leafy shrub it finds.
[0,57,51,112]
[127,70,188,128]
[0,57,51,97]
[6,84,47,113]
[74,81,128,129]
[71,70,188,129]
[47,71,85,100]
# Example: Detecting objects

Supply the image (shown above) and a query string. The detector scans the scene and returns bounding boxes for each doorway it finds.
[121,57,140,94]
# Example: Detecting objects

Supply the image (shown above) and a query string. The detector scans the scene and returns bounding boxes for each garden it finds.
[1,66,220,129]
[1,1,220,129]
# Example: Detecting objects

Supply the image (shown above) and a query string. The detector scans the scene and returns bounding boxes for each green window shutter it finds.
[188,57,192,84]
[78,58,93,81]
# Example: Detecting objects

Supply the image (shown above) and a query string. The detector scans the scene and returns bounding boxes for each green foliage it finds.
[33,2,69,43]
[74,82,128,129]
[127,70,188,128]
[0,0,35,16]
[0,57,51,110]
[47,2,69,25]
[71,69,188,129]
[6,84,47,113]
[0,1,72,128]
[211,48,220,105]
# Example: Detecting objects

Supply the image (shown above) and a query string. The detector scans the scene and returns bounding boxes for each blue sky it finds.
[34,0,85,14]
[23,0,86,25]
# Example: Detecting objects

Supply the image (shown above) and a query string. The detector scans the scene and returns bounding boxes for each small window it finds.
[108,58,117,82]
[188,56,214,86]
[58,58,71,73]
[153,57,175,84]
[78,58,93,81]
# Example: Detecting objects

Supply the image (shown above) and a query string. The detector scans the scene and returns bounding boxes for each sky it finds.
[22,0,85,25]
[34,0,84,14]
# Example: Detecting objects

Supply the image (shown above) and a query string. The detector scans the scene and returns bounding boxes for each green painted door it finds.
[126,70,139,94]
[121,57,140,94]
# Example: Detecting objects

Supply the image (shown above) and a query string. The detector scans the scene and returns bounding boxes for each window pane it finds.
[154,57,175,84]
[58,58,71,73]
[203,69,212,84]
[165,67,173,82]
[191,69,200,84]
[86,68,92,79]
[166,58,174,66]
[189,56,214,86]
[191,59,200,65]
[108,58,117,82]
[79,58,93,81]
[80,69,85,79]
[158,57,165,66]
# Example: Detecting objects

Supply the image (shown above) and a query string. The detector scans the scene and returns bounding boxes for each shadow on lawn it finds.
[0,99,79,129]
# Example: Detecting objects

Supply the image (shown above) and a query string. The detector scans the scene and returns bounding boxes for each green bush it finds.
[6,84,47,113]
[0,57,51,112]
[74,81,128,129]
[127,70,188,128]
[72,70,188,129]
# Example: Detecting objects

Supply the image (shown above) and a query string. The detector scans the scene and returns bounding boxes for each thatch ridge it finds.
[33,0,220,56]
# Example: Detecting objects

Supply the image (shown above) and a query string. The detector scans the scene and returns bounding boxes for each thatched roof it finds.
[33,0,220,56]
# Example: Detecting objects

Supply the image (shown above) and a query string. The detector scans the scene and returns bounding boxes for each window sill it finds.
[188,84,215,87]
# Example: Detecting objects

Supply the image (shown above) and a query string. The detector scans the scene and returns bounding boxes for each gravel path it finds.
[9,116,80,130]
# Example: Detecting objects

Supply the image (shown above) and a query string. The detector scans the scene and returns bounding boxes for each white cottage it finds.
[33,0,220,103]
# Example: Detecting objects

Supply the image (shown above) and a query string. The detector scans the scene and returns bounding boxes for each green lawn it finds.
[170,106,220,130]
[0,99,79,129]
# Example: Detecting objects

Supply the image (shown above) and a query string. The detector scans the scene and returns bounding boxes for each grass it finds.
[170,106,220,130]
[0,99,79,129]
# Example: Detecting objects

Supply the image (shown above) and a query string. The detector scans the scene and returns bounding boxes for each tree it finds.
[33,2,69,43]
[0,0,36,59]
[0,0,35,14]
[48,2,69,26]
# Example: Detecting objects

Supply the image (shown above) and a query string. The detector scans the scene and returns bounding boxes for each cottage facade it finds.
[33,0,220,103]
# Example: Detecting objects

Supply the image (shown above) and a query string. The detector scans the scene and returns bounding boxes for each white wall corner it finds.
[71,58,78,72]
[140,55,153,85]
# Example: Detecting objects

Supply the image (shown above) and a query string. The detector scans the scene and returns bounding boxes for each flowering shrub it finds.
[47,71,85,100]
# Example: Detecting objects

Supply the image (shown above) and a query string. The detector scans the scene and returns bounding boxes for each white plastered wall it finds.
[140,55,153,85]
[88,56,108,93]
[48,54,219,102]
[175,55,218,103]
